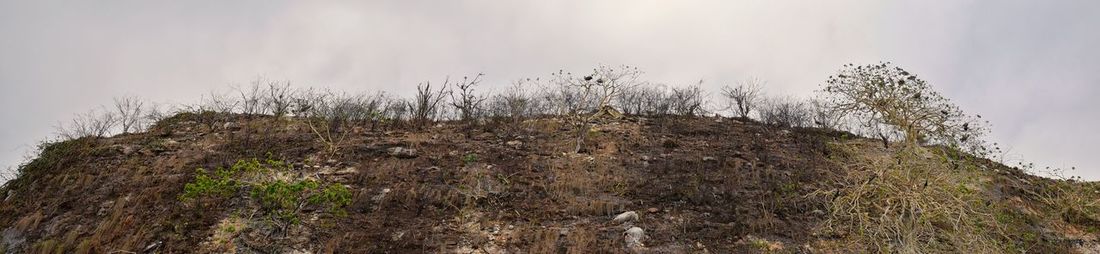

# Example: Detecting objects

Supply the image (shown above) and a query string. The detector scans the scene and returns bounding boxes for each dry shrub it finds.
[818,142,1007,253]
[547,156,628,216]
[526,228,562,254]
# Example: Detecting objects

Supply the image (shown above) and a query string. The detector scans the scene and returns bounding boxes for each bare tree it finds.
[721,78,764,119]
[112,96,145,133]
[236,78,265,117]
[299,90,364,156]
[449,74,487,124]
[409,79,449,129]
[57,109,117,140]
[759,96,811,128]
[264,80,295,118]
[554,65,643,153]
[670,81,706,116]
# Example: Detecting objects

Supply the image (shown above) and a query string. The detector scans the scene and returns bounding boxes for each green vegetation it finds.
[462,153,479,164]
[179,158,352,225]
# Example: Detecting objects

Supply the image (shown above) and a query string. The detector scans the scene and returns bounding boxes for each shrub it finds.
[178,168,239,201]
[721,78,764,119]
[178,158,265,202]
[251,179,320,224]
[179,158,351,229]
[449,74,488,124]
[486,79,539,128]
[112,96,146,133]
[669,82,706,116]
[409,79,449,129]
[758,96,811,128]
[56,109,117,140]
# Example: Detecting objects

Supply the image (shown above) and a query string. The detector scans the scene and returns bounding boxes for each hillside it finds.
[2,113,1098,253]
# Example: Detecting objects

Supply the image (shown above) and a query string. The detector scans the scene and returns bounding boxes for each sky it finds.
[1,0,1098,180]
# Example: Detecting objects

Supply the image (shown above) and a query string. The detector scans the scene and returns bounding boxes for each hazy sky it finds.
[1,1,1098,180]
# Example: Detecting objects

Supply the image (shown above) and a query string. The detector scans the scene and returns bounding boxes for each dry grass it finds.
[817,141,1007,253]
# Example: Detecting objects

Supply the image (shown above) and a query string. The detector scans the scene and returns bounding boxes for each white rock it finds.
[371,188,391,202]
[623,227,645,248]
[612,211,639,223]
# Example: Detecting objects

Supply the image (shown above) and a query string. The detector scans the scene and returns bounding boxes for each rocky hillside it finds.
[1,113,1098,253]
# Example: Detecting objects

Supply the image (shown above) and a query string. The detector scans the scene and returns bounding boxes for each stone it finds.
[2,228,26,253]
[142,240,163,252]
[506,140,523,147]
[222,122,241,131]
[623,227,645,248]
[372,188,391,202]
[647,208,660,213]
[612,211,639,224]
[387,147,418,158]
[702,156,717,162]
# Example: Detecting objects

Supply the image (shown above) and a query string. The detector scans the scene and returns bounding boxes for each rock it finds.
[505,140,523,147]
[702,156,717,162]
[647,207,660,213]
[623,227,645,248]
[369,188,391,202]
[387,147,418,158]
[2,228,26,253]
[142,240,163,252]
[612,211,639,224]
[222,122,241,131]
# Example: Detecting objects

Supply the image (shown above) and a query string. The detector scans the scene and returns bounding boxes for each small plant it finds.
[721,78,764,119]
[462,153,479,164]
[308,183,353,216]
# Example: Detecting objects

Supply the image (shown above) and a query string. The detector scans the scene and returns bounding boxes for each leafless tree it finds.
[553,65,643,153]
[112,96,146,133]
[409,79,449,129]
[57,108,117,140]
[721,78,764,119]
[449,74,487,123]
[759,96,811,128]
[299,90,365,156]
[264,80,295,118]
[236,78,265,117]
[809,98,841,129]
[670,81,706,116]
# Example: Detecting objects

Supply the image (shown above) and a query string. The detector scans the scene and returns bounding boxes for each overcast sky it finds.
[1,1,1098,180]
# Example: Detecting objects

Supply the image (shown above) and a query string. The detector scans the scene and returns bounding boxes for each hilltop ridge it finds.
[1,113,1098,253]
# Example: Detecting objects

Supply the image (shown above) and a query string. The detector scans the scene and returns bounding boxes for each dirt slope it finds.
[1,113,1097,253]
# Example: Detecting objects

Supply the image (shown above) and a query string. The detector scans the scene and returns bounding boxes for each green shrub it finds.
[178,168,239,201]
[252,179,319,224]
[310,183,353,215]
[179,158,351,225]
[251,180,351,224]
